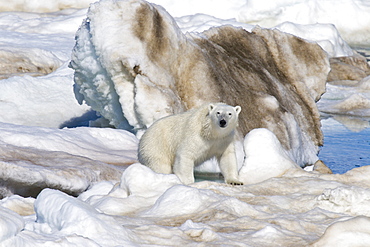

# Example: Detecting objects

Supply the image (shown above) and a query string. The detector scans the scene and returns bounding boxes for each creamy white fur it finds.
[138,103,242,185]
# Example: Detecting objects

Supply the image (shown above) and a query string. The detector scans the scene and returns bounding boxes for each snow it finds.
[274,22,354,58]
[236,0,370,46]
[0,122,138,164]
[150,0,370,46]
[312,216,370,246]
[0,122,137,197]
[239,128,301,184]
[0,65,91,128]
[33,189,133,246]
[4,163,370,246]
[0,8,90,127]
[0,0,370,246]
[0,0,92,13]
[0,207,24,243]
[318,76,370,117]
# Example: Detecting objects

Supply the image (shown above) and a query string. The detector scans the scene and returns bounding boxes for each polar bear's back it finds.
[138,105,208,173]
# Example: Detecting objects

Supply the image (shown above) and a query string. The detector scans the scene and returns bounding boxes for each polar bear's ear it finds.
[234,106,241,115]
[209,104,215,112]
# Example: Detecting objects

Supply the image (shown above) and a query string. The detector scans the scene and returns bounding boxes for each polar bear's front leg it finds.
[219,142,243,185]
[173,154,195,185]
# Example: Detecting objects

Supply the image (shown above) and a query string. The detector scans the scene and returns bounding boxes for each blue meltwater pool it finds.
[319,117,370,174]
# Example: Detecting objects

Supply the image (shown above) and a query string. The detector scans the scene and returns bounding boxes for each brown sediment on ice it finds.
[71,0,331,165]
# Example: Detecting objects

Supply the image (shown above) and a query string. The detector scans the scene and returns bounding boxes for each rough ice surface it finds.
[318,76,370,117]
[0,8,87,78]
[0,8,91,127]
[0,122,138,197]
[0,207,24,243]
[312,216,370,246]
[3,163,370,246]
[237,0,370,46]
[0,0,92,12]
[150,0,370,46]
[0,65,91,128]
[0,0,370,246]
[274,22,354,58]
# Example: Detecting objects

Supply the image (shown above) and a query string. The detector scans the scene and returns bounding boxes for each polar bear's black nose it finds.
[220,119,227,127]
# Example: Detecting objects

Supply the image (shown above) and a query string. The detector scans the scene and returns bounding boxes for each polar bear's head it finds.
[208,103,241,132]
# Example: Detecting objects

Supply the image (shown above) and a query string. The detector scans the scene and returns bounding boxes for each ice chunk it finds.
[0,207,24,242]
[0,123,138,197]
[317,186,370,216]
[175,13,253,33]
[34,189,132,245]
[179,219,217,242]
[312,216,370,247]
[0,195,35,216]
[0,65,90,128]
[239,128,301,184]
[118,163,181,197]
[83,164,181,215]
[0,122,138,165]
[318,81,370,118]
[71,0,330,167]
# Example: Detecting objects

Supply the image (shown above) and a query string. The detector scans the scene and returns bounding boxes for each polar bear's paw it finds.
[226,179,243,186]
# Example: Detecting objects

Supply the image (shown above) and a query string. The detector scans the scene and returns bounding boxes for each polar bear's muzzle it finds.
[219,119,227,128]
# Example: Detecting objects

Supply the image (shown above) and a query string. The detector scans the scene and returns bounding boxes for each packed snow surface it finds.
[3,162,370,246]
[0,0,370,246]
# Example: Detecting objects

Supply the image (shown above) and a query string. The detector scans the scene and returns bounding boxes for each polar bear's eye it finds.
[217,112,220,115]
[228,113,232,116]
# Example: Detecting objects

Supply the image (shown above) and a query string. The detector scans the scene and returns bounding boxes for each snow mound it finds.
[312,216,370,247]
[0,207,24,242]
[317,186,370,216]
[0,9,92,128]
[82,163,181,215]
[0,65,90,128]
[34,189,133,246]
[0,145,121,198]
[119,163,181,197]
[239,128,301,184]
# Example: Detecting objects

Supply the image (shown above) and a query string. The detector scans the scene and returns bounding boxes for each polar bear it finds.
[138,102,243,185]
